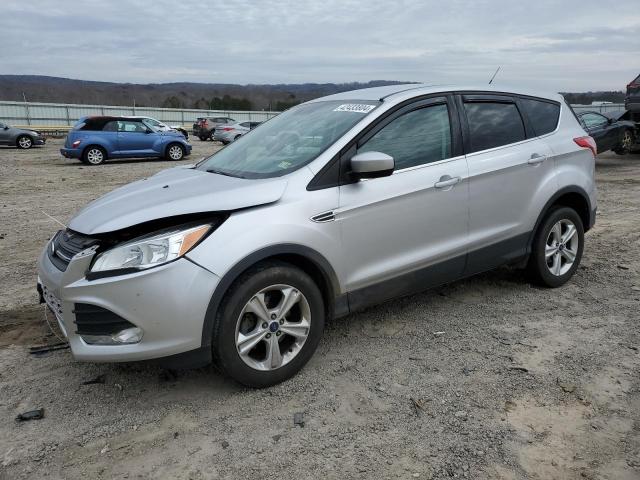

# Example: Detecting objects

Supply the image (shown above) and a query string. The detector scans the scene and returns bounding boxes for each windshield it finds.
[143,118,162,128]
[195,100,380,178]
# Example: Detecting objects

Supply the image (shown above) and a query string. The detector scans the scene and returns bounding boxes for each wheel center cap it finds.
[559,244,565,251]
[269,322,279,333]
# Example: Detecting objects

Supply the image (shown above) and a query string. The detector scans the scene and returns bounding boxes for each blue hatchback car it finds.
[61,116,192,165]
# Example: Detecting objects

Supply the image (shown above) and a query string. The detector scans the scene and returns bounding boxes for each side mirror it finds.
[350,151,394,179]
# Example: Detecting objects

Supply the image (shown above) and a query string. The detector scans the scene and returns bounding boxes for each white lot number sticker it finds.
[334,104,377,114]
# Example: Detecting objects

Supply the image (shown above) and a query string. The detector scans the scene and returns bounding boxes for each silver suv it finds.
[37,85,597,387]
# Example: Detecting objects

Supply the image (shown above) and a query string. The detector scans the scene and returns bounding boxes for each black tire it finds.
[16,135,33,149]
[614,129,634,155]
[82,145,107,165]
[212,261,325,388]
[165,143,185,161]
[199,135,207,141]
[527,206,584,287]
[233,134,241,142]
[210,131,216,141]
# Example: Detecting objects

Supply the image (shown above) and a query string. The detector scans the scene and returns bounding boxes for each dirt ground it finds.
[0,139,638,480]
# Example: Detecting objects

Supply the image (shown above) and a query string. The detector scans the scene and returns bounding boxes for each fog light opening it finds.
[112,327,144,344]
[81,327,143,345]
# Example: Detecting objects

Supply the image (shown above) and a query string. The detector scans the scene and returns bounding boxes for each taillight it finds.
[222,127,234,131]
[72,140,82,148]
[574,136,597,157]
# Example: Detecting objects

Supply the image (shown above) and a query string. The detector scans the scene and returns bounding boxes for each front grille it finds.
[74,303,136,336]
[48,230,100,271]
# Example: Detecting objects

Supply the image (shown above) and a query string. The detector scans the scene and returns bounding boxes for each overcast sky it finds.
[1,0,638,91]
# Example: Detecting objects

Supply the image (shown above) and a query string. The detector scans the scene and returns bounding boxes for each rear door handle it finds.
[434,175,461,189]
[528,153,547,165]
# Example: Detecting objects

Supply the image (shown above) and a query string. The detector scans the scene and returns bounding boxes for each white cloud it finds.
[0,0,638,90]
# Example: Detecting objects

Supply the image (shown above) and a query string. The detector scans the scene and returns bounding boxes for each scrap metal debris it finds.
[16,409,44,422]
[82,374,106,385]
[29,342,69,356]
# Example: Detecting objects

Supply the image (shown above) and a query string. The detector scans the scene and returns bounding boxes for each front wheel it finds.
[16,135,33,149]
[212,261,325,388]
[527,206,584,287]
[166,143,185,160]
[614,129,634,155]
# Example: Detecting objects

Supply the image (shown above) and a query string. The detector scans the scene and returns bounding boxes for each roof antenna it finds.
[488,66,501,85]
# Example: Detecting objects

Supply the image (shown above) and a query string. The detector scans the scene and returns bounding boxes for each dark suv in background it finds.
[192,117,235,141]
[625,74,640,112]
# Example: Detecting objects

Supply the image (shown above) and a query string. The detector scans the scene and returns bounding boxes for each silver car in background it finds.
[37,84,597,388]
[0,121,46,149]
[213,121,261,144]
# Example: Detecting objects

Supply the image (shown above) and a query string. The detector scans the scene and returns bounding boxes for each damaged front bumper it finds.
[37,238,220,363]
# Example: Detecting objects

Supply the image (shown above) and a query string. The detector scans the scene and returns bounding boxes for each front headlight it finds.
[90,224,211,273]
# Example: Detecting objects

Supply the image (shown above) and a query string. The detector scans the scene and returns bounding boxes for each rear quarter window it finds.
[520,98,560,136]
[464,102,526,153]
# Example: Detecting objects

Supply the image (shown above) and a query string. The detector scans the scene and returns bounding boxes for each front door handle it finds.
[528,153,547,165]
[434,175,461,189]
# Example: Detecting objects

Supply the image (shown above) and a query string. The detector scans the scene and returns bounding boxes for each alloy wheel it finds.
[18,137,32,149]
[621,131,633,151]
[545,219,579,276]
[235,284,311,371]
[86,148,104,164]
[168,145,183,160]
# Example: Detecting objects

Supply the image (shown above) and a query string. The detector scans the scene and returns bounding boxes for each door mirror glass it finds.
[350,151,394,179]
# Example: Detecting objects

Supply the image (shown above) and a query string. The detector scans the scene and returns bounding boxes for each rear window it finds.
[520,98,560,136]
[464,102,526,153]
[74,117,116,131]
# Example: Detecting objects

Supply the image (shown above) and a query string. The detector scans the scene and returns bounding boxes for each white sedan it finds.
[213,121,261,144]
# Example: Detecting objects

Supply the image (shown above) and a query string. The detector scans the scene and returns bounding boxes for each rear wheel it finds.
[166,143,185,160]
[16,135,33,149]
[82,146,106,165]
[527,207,584,287]
[212,261,325,388]
[614,129,634,155]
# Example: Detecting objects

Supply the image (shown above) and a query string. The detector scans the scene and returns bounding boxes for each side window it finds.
[520,98,560,136]
[580,113,607,128]
[358,104,452,170]
[118,121,146,133]
[464,102,525,153]
[102,121,118,132]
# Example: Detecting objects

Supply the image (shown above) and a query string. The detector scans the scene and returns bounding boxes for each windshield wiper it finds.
[206,168,245,179]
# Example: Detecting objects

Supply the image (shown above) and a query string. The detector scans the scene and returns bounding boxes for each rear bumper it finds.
[60,148,81,159]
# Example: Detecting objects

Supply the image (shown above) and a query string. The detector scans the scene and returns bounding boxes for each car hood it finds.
[68,166,288,234]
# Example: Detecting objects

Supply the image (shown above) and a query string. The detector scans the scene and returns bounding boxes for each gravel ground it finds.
[0,139,639,479]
